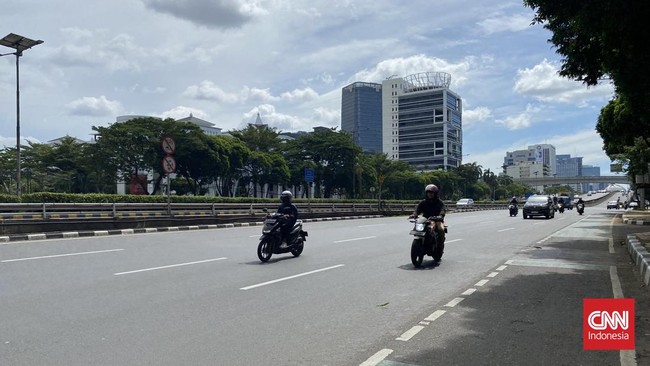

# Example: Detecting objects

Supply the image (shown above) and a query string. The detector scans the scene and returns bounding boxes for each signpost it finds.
[161,137,176,214]
[305,168,314,199]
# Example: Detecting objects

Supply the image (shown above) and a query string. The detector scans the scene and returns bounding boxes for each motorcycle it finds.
[257,209,308,263]
[409,215,446,268]
[576,203,585,215]
[508,204,518,217]
[557,202,565,213]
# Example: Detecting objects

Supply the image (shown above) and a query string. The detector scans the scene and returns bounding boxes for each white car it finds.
[456,198,474,207]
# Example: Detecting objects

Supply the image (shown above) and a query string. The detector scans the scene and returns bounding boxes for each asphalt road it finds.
[1,203,646,365]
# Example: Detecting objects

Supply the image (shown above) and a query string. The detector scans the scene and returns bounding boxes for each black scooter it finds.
[257,209,308,263]
[508,204,518,217]
[409,215,446,268]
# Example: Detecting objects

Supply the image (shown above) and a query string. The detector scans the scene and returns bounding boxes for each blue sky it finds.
[0,0,617,175]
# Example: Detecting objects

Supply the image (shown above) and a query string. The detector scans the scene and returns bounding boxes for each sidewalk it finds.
[622,210,650,288]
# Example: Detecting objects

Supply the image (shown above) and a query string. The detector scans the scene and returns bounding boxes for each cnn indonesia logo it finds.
[583,298,635,350]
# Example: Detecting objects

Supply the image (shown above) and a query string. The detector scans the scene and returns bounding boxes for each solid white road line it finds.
[445,239,463,244]
[333,236,376,243]
[240,264,345,290]
[360,349,393,366]
[2,249,124,263]
[114,257,227,276]
[497,227,515,232]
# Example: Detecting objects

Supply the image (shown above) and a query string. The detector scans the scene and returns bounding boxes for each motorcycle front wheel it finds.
[257,239,273,262]
[411,239,424,268]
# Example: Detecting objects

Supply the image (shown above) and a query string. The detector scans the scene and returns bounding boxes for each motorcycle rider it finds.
[277,190,298,248]
[576,197,585,213]
[510,196,519,205]
[409,184,446,261]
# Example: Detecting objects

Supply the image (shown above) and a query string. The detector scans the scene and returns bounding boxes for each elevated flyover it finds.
[513,175,629,186]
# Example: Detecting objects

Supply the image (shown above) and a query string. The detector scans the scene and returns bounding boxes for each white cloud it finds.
[477,13,532,35]
[514,59,614,106]
[161,106,210,121]
[183,82,319,104]
[495,104,541,130]
[463,107,492,128]
[66,96,122,116]
[183,81,241,103]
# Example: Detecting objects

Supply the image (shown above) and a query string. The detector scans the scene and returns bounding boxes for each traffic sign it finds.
[162,155,177,174]
[305,168,314,183]
[161,136,176,154]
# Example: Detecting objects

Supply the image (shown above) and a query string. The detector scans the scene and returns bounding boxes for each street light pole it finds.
[1,33,43,197]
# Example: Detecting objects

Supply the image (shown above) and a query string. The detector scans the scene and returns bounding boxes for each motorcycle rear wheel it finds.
[411,239,424,268]
[257,239,273,262]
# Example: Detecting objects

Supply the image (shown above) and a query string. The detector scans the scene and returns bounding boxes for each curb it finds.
[0,215,382,244]
[623,218,649,225]
[626,234,650,289]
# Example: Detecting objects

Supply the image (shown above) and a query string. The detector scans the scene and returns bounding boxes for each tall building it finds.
[556,154,583,190]
[582,165,603,192]
[341,82,383,153]
[556,154,583,177]
[381,72,463,171]
[529,144,557,175]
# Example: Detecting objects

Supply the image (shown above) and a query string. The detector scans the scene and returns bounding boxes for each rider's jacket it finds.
[276,203,298,226]
[414,198,446,219]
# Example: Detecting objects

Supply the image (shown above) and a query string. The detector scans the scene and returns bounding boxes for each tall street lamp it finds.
[0,33,43,196]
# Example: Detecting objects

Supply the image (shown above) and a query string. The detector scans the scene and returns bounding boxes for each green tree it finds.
[524,0,650,168]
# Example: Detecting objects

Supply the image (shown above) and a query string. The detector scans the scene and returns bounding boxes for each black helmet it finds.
[280,190,293,203]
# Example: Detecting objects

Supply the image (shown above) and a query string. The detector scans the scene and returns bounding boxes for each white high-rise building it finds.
[381,72,463,171]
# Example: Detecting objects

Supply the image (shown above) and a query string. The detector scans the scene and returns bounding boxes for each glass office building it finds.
[341,82,383,153]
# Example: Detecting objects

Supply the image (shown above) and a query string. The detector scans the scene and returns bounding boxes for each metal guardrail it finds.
[0,201,513,221]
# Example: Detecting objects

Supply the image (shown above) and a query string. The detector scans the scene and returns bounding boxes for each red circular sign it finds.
[162,155,176,174]
[161,136,176,154]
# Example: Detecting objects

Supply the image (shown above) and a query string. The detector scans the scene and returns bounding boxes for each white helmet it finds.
[280,190,293,203]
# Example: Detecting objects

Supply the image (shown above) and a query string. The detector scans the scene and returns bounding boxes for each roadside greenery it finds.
[0,117,536,202]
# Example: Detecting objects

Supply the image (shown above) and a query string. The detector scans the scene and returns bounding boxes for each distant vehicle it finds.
[455,198,474,207]
[606,200,619,209]
[523,195,555,219]
[586,192,592,196]
[558,195,573,210]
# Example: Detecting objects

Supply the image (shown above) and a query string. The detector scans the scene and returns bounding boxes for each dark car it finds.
[523,195,555,219]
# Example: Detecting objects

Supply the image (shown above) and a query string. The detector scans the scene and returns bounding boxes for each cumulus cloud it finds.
[183,81,242,103]
[142,0,266,29]
[351,54,478,88]
[463,107,492,128]
[514,59,614,106]
[66,96,122,116]
[477,13,532,35]
[495,104,540,130]
[183,81,319,104]
[161,106,210,120]
[241,104,303,131]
